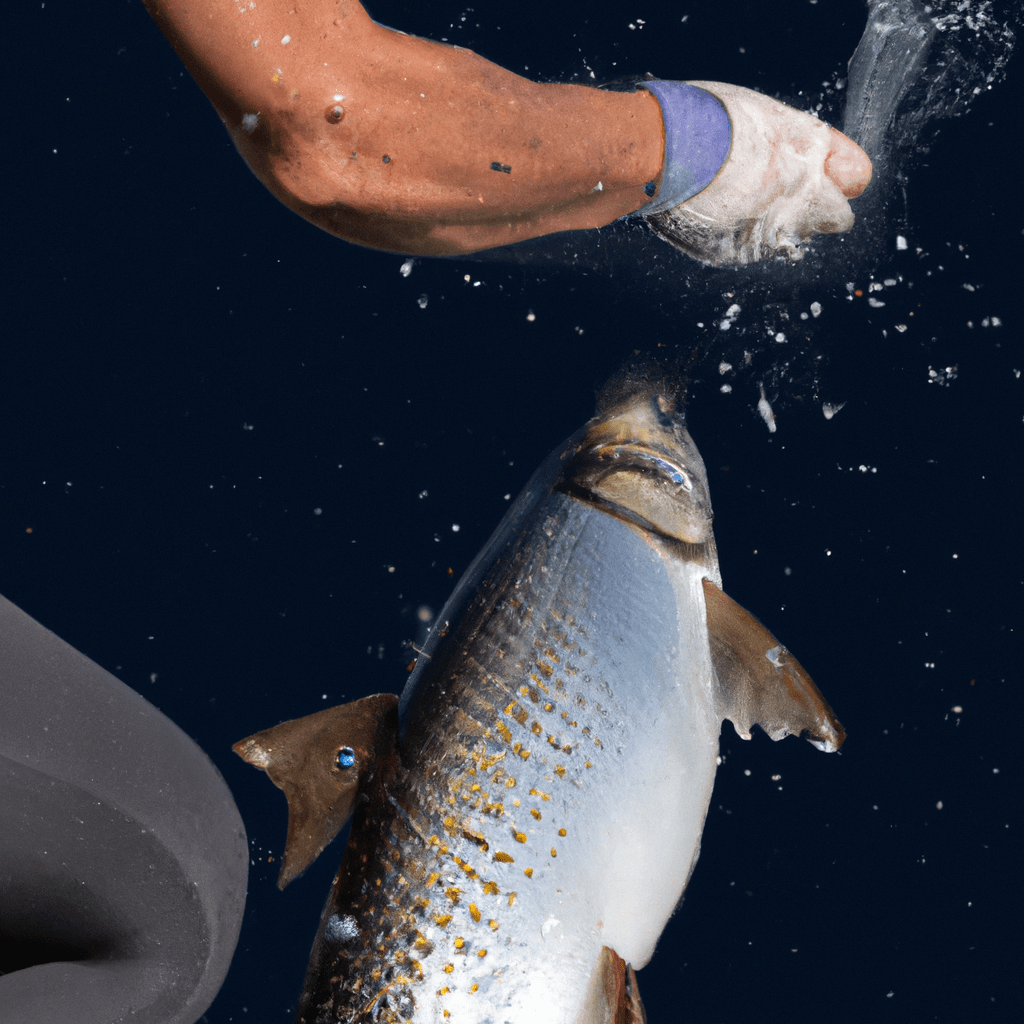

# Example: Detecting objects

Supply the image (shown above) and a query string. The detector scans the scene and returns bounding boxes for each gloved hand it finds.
[637,81,872,265]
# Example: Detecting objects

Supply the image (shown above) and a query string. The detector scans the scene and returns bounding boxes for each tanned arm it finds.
[142,1,666,255]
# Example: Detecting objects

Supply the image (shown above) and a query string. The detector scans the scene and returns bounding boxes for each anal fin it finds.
[578,946,647,1024]
[703,579,846,752]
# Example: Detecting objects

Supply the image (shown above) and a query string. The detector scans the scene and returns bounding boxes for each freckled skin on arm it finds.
[141,1,666,255]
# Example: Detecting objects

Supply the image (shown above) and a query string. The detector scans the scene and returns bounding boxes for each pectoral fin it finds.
[232,693,399,888]
[703,579,846,752]
[577,946,647,1024]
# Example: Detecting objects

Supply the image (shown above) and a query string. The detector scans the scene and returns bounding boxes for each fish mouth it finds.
[558,437,715,548]
[574,442,697,495]
[586,443,696,492]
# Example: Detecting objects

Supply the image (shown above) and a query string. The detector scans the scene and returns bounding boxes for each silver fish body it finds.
[236,381,844,1024]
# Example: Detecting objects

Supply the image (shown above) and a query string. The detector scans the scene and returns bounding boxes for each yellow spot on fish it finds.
[454,937,465,950]
[469,903,481,923]
[531,808,542,820]
[470,983,479,992]
[445,888,461,904]
[508,892,517,906]
[496,722,512,743]
[555,765,566,778]
[478,949,487,958]
[494,851,514,864]
[443,964,454,975]
[483,880,500,894]
[506,777,516,789]
[513,830,527,844]
[489,919,499,930]
[531,722,542,735]
[544,703,554,712]
[551,848,558,858]
[437,986,450,996]
[558,828,567,837]
[518,748,531,761]
[529,788,551,801]
[523,867,534,878]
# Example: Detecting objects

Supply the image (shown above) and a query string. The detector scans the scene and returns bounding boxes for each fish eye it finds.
[666,466,692,489]
[638,453,692,491]
[336,746,356,770]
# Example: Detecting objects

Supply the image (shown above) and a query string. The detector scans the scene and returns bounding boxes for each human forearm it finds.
[142,1,665,254]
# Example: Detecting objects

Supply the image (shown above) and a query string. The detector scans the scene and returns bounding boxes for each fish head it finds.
[561,381,717,566]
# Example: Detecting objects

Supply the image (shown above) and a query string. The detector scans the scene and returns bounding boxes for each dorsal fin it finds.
[703,579,846,752]
[232,693,399,888]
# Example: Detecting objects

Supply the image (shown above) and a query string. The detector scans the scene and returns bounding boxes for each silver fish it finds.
[235,376,845,1023]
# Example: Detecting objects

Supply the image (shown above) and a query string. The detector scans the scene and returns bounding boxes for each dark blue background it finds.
[5,1,1021,1021]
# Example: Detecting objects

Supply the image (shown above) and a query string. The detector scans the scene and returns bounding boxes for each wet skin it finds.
[143,1,870,257]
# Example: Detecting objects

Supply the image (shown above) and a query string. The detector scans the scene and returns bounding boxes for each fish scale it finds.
[315,502,698,1021]
[234,377,845,1023]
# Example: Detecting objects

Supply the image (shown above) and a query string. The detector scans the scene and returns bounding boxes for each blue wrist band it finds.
[636,82,732,215]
